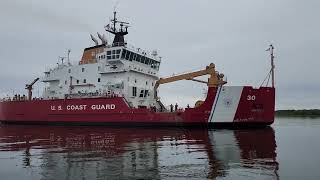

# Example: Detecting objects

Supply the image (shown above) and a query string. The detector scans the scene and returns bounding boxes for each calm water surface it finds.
[0,117,320,180]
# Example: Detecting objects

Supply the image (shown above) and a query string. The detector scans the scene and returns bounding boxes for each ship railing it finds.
[65,92,124,99]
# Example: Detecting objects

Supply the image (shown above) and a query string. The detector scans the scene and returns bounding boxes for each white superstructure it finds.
[41,12,162,109]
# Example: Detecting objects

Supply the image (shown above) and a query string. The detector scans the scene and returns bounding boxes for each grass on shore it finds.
[276,109,320,117]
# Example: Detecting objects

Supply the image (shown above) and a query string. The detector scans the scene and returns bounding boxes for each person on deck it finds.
[175,103,178,112]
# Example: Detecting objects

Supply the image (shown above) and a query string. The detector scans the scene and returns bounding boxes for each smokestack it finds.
[90,34,99,46]
[97,32,107,45]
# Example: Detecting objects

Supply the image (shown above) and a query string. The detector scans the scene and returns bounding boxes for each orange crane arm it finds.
[154,63,226,90]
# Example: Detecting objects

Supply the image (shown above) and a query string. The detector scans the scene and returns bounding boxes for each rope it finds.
[260,69,272,87]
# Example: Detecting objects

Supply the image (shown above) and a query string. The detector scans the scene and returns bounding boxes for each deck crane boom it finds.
[154,63,227,97]
[25,78,39,101]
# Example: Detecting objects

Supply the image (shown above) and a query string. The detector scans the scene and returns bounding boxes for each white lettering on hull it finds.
[50,104,116,111]
[91,104,116,110]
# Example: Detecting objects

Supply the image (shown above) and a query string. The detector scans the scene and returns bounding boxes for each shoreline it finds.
[276,109,320,118]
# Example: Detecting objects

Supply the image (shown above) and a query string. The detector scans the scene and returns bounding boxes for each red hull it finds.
[0,87,275,126]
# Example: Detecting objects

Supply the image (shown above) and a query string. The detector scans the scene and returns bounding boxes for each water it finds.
[0,118,319,180]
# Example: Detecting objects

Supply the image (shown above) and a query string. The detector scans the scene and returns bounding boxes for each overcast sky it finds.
[0,0,319,109]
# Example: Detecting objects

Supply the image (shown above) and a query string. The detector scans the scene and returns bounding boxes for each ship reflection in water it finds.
[0,125,278,180]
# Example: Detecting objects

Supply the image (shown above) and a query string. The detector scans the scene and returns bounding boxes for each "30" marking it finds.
[247,95,256,101]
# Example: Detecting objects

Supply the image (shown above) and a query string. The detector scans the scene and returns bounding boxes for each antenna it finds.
[268,44,275,88]
[59,56,65,64]
[67,49,71,64]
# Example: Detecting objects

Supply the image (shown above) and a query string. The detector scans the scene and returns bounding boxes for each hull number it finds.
[247,95,256,101]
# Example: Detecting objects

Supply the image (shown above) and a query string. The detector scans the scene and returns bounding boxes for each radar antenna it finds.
[104,11,130,46]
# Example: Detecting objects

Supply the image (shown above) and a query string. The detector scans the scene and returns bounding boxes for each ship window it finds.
[129,52,134,61]
[121,49,126,59]
[116,55,120,59]
[82,68,85,72]
[144,90,149,97]
[132,53,137,61]
[125,50,130,60]
[141,56,146,64]
[136,55,141,62]
[146,81,148,85]
[145,58,150,65]
[139,90,144,97]
[83,79,86,83]
[116,49,121,54]
[98,78,101,82]
[76,80,79,84]
[132,87,137,97]
[68,69,71,73]
[112,50,116,54]
[107,51,112,59]
[112,55,116,59]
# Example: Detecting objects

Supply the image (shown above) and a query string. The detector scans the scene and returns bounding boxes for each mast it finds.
[269,44,275,88]
[105,11,129,46]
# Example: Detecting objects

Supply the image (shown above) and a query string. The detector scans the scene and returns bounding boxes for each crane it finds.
[154,63,227,98]
[25,78,39,101]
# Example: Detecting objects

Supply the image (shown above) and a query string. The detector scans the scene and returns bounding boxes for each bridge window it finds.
[141,56,146,64]
[129,52,135,61]
[82,68,85,72]
[107,51,112,59]
[136,54,141,62]
[121,49,126,59]
[98,78,101,82]
[83,79,86,83]
[145,58,150,65]
[76,80,79,84]
[125,50,130,60]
